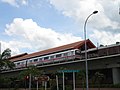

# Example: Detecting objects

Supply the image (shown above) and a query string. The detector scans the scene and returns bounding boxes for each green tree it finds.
[18,65,43,89]
[77,70,86,90]
[19,65,42,79]
[94,72,105,90]
[0,48,15,72]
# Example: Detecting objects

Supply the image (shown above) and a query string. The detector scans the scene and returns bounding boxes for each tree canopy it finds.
[0,48,15,72]
[18,65,43,80]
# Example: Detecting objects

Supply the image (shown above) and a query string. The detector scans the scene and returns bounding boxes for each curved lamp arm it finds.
[84,10,98,90]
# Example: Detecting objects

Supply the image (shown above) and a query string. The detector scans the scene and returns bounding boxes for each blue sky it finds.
[0,0,80,34]
[0,0,120,55]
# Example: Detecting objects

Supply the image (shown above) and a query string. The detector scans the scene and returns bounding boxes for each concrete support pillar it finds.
[112,67,120,84]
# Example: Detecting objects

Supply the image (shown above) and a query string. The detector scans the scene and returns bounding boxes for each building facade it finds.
[2,39,120,85]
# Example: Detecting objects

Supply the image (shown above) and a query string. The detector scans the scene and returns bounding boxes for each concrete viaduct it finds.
[1,52,120,85]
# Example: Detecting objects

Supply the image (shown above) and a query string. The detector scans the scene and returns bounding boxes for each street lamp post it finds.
[29,74,31,90]
[84,11,98,90]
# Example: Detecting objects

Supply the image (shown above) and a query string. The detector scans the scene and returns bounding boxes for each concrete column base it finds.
[112,67,120,84]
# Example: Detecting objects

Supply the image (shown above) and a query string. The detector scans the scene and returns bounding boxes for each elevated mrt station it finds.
[1,39,120,85]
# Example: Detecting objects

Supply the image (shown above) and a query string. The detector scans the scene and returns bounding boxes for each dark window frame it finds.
[56,54,62,57]
[44,56,49,60]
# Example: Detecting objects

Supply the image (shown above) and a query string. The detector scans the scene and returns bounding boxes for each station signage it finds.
[58,70,80,73]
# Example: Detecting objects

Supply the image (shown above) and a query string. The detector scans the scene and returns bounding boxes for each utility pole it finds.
[62,72,65,90]
[73,72,76,90]
[56,75,59,90]
[84,11,98,90]
[0,42,1,54]
[29,74,31,90]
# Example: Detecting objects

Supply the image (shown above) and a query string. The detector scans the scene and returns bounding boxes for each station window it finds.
[50,56,54,59]
[17,62,20,65]
[39,58,42,61]
[29,60,32,63]
[71,51,74,55]
[63,53,68,56]
[44,57,49,60]
[68,52,71,56]
[21,62,24,64]
[56,54,62,57]
[34,59,38,62]
[75,50,81,55]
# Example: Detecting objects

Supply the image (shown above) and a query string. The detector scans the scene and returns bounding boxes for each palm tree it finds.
[0,48,15,72]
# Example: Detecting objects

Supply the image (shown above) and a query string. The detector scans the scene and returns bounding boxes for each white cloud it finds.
[21,0,28,5]
[90,30,120,45]
[2,0,120,54]
[1,0,28,7]
[4,18,82,55]
[1,0,19,7]
[49,0,120,29]
[49,0,120,44]
[0,40,31,55]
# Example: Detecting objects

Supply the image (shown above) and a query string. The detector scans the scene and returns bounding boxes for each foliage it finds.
[50,85,62,90]
[0,76,14,88]
[94,72,105,84]
[77,70,86,80]
[0,48,15,72]
[18,65,43,80]
[65,85,72,90]
[93,72,105,90]
[76,70,86,90]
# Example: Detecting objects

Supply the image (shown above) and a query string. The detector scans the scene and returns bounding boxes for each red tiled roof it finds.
[9,53,28,60]
[10,39,96,62]
[8,53,28,61]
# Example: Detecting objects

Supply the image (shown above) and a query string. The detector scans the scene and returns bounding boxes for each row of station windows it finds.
[14,49,79,67]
